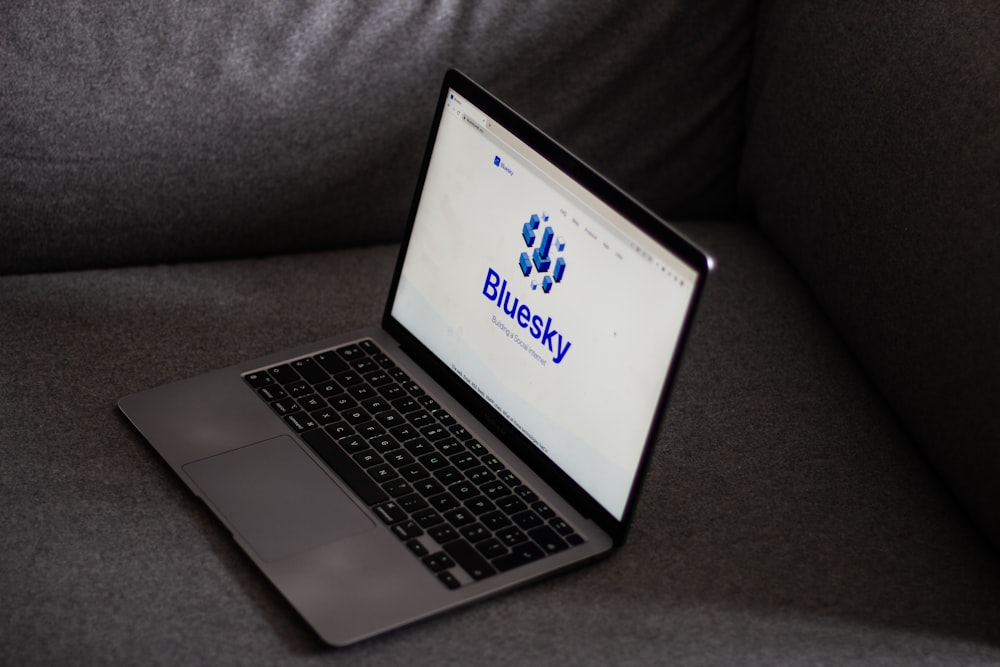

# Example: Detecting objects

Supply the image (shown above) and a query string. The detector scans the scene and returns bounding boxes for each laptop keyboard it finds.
[242,339,584,589]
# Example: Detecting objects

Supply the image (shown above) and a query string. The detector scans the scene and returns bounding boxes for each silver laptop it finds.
[118,69,712,646]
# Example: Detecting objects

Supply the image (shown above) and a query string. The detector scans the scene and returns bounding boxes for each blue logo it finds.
[493,155,501,167]
[518,213,566,293]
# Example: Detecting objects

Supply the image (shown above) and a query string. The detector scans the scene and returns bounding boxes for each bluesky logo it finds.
[482,268,572,364]
[518,213,566,293]
[493,154,513,176]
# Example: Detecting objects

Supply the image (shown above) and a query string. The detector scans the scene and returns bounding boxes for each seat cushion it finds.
[740,1,1000,547]
[3,222,1000,663]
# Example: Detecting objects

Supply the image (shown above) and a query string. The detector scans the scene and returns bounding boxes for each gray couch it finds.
[3,2,999,664]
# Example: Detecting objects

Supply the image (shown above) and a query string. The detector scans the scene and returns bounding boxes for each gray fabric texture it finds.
[740,2,1000,546]
[1,1,754,274]
[3,223,1000,664]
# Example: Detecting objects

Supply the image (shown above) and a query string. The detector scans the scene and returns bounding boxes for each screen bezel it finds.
[382,69,711,545]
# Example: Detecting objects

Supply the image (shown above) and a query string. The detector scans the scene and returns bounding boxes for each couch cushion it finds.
[0,1,754,274]
[740,2,1000,547]
[3,224,1000,663]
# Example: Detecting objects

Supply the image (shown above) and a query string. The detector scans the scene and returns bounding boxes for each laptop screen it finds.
[390,83,702,521]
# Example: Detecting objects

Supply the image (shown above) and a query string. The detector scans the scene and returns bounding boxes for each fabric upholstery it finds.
[740,1,1000,545]
[3,224,1000,664]
[1,1,754,274]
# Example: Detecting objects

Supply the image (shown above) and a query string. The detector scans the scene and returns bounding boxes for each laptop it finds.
[118,69,712,646]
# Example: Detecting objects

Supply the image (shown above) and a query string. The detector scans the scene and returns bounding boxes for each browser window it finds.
[392,89,698,520]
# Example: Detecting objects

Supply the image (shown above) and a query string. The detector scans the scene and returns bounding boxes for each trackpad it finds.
[183,436,374,562]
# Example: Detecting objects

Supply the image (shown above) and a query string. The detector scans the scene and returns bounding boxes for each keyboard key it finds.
[267,364,300,385]
[492,541,545,572]
[270,397,298,416]
[311,408,338,425]
[333,370,364,387]
[429,493,461,513]
[481,481,509,499]
[398,463,430,483]
[497,470,520,486]
[449,452,477,470]
[378,383,407,400]
[412,479,445,497]
[397,493,429,513]
[361,397,391,414]
[314,380,342,397]
[532,501,555,519]
[257,385,287,402]
[382,479,412,497]
[358,339,381,355]
[481,510,512,531]
[337,434,368,453]
[355,420,385,439]
[385,450,415,468]
[514,486,539,503]
[391,396,421,413]
[285,381,311,398]
[348,383,378,401]
[443,508,475,527]
[335,344,365,363]
[365,370,393,387]
[434,466,462,486]
[290,357,329,384]
[243,372,273,388]
[448,481,478,501]
[391,520,423,540]
[422,552,455,573]
[428,524,459,544]
[549,518,574,536]
[413,508,445,529]
[342,407,372,425]
[436,438,464,456]
[313,351,349,375]
[328,394,357,411]
[418,452,449,471]
[350,358,379,374]
[496,526,528,547]
[369,433,400,453]
[465,496,495,515]
[406,538,428,557]
[403,438,434,456]
[376,410,406,428]
[420,425,449,441]
[352,449,382,468]
[497,496,527,515]
[284,412,318,433]
[527,525,568,554]
[300,429,388,505]
[389,424,419,442]
[437,571,461,590]
[443,539,495,580]
[409,410,434,427]
[466,466,495,485]
[512,510,544,530]
[297,394,325,411]
[475,538,508,560]
[325,421,354,438]
[373,501,406,525]
[368,463,399,484]
[459,523,490,543]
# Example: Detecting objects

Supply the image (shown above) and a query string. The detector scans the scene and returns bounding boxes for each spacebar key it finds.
[301,429,388,505]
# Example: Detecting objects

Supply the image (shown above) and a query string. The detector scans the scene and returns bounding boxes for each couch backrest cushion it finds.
[740,2,1000,545]
[1,1,755,274]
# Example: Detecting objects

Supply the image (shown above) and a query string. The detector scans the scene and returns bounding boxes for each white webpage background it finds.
[392,95,696,520]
